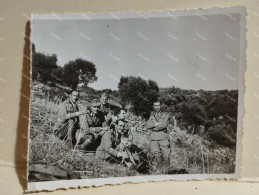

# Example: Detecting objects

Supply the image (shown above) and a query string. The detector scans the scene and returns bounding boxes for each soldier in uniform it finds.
[76,99,109,150]
[117,109,127,121]
[54,90,86,146]
[99,93,113,127]
[146,101,171,171]
[96,119,149,172]
[99,93,110,115]
[95,119,127,161]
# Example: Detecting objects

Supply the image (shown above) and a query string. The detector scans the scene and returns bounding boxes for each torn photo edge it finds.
[26,6,247,192]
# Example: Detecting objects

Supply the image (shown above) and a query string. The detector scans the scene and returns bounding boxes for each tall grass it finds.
[29,91,236,182]
[169,127,235,174]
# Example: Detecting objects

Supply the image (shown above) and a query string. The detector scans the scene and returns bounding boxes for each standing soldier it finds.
[76,99,109,150]
[54,90,86,146]
[146,101,171,171]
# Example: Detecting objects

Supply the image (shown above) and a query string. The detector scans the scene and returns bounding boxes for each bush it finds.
[118,76,159,119]
[63,59,97,89]
[207,125,236,147]
[177,102,207,134]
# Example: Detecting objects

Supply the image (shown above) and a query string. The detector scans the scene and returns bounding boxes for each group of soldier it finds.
[54,90,172,173]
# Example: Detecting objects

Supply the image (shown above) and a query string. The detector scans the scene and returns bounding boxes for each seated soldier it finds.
[99,93,115,127]
[117,109,127,121]
[117,109,135,142]
[95,119,126,161]
[99,93,110,117]
[96,120,148,172]
[75,99,108,150]
[54,90,86,146]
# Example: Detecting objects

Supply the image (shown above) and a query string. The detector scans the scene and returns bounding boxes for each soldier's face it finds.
[118,110,126,120]
[70,92,79,103]
[91,106,99,114]
[100,96,108,104]
[117,121,125,133]
[153,102,161,112]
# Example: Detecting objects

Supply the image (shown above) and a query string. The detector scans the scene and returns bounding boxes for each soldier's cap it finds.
[91,99,101,107]
[153,101,161,106]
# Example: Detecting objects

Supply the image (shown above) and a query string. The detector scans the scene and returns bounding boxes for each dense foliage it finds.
[160,87,238,148]
[32,52,61,84]
[31,44,97,89]
[118,76,160,119]
[63,59,97,89]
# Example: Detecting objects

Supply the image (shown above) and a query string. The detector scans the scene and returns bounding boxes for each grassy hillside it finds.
[29,83,238,181]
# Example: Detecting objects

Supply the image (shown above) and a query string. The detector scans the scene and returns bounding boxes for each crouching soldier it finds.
[95,120,128,161]
[146,101,171,171]
[54,90,86,146]
[76,99,109,150]
[96,120,148,172]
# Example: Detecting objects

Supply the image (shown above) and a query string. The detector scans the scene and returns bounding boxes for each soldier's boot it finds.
[76,133,95,150]
[77,138,92,150]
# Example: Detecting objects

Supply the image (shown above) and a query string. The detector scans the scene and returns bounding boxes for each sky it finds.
[32,12,242,91]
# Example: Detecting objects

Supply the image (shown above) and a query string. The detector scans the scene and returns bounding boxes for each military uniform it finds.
[54,100,80,145]
[100,103,111,116]
[76,111,106,149]
[99,103,113,127]
[146,111,171,168]
[96,125,150,173]
[96,128,147,170]
[95,129,122,160]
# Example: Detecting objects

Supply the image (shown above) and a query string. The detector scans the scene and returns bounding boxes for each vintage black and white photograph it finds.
[28,7,246,191]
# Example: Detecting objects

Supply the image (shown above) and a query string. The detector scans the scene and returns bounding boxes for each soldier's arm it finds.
[104,132,119,157]
[58,103,83,121]
[155,114,171,131]
[58,103,78,122]
[146,115,156,130]
[79,115,104,134]
[62,112,81,120]
[90,127,105,133]
[102,118,111,127]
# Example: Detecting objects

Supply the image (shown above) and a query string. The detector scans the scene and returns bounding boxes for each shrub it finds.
[207,125,236,147]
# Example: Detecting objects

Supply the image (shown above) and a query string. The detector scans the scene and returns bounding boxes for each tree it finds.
[178,101,207,134]
[63,59,97,89]
[32,49,60,84]
[118,76,159,118]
